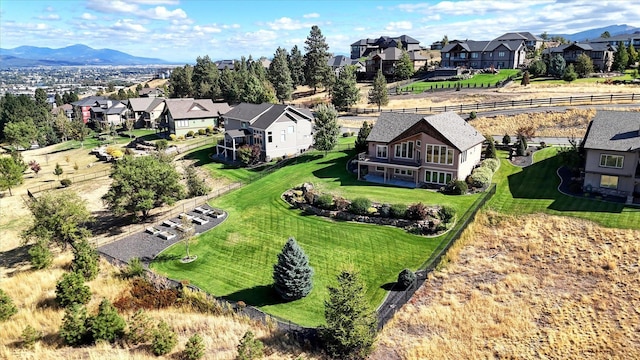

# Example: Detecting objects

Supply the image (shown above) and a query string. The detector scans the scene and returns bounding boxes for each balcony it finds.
[357,152,421,167]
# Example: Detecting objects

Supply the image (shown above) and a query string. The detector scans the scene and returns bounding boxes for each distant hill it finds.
[0,44,171,67]
[550,24,640,42]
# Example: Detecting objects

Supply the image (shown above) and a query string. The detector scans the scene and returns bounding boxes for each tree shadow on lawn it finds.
[507,156,625,214]
[223,284,289,307]
[182,147,215,167]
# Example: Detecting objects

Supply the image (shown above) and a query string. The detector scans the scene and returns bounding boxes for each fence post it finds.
[570,96,572,104]
[610,94,613,103]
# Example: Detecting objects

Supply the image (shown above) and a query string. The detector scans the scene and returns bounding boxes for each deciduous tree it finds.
[312,103,340,155]
[103,155,185,219]
[520,71,530,86]
[0,155,25,196]
[368,69,388,111]
[332,65,360,110]
[273,237,314,301]
[304,25,331,93]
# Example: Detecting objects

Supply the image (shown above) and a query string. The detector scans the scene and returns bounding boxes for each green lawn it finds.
[402,69,520,93]
[488,148,640,229]
[526,69,637,85]
[152,148,480,327]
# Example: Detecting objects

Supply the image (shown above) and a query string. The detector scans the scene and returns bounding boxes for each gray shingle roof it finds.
[128,97,155,112]
[72,96,107,107]
[223,103,313,130]
[164,98,230,120]
[583,110,640,151]
[223,102,273,122]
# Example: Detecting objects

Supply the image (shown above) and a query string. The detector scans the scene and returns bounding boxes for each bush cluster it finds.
[186,130,195,138]
[390,204,407,219]
[481,158,500,172]
[349,197,371,215]
[444,180,468,195]
[397,269,416,290]
[60,178,72,187]
[406,202,429,220]
[113,278,179,311]
[468,166,492,189]
[56,271,91,308]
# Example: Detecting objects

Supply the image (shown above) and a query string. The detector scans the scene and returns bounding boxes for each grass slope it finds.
[402,69,520,93]
[489,148,640,229]
[152,148,479,327]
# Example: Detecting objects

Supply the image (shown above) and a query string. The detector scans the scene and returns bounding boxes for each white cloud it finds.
[193,25,222,33]
[147,6,187,20]
[223,24,241,29]
[38,14,60,20]
[81,13,97,20]
[45,6,55,12]
[397,0,552,16]
[303,13,320,18]
[267,17,312,31]
[112,19,148,32]
[129,0,179,4]
[385,21,412,31]
[87,1,139,14]
[35,23,48,30]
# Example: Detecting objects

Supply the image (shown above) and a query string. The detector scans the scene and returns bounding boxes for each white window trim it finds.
[600,174,619,189]
[394,141,414,159]
[599,154,624,169]
[424,170,453,185]
[376,145,388,159]
[425,144,454,165]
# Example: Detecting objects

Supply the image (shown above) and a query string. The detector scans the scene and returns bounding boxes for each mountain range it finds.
[550,24,640,42]
[0,44,172,67]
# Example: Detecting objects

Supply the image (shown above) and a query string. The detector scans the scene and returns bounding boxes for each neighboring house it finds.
[87,99,127,127]
[350,35,421,59]
[543,42,616,72]
[51,104,73,120]
[494,32,544,50]
[71,96,107,123]
[127,97,166,128]
[365,47,427,77]
[216,102,314,161]
[138,87,164,97]
[356,112,485,187]
[214,59,235,71]
[589,31,640,48]
[582,110,640,203]
[328,55,350,76]
[440,39,527,69]
[160,98,231,137]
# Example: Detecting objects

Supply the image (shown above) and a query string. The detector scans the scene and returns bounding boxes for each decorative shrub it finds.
[349,197,371,215]
[0,288,18,321]
[469,111,477,119]
[502,134,511,145]
[89,298,126,343]
[438,206,456,224]
[56,271,91,308]
[468,167,492,189]
[184,333,205,360]
[481,158,500,173]
[60,304,89,346]
[151,320,177,356]
[206,126,213,135]
[198,129,206,136]
[186,130,195,138]
[60,178,72,187]
[397,269,417,290]
[366,207,378,215]
[155,139,168,151]
[334,197,350,211]
[316,194,334,210]
[169,134,177,141]
[406,202,429,220]
[378,204,391,218]
[126,309,154,345]
[177,135,185,141]
[444,180,468,195]
[390,204,407,219]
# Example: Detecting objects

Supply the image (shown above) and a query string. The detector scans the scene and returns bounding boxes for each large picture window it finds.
[424,170,452,185]
[599,154,624,168]
[600,175,618,189]
[376,145,388,159]
[426,144,454,165]
[394,141,414,159]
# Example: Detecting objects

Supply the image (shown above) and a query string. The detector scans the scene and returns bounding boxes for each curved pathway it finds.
[98,204,227,265]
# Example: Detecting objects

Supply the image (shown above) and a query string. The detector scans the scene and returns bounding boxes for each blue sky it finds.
[1,0,639,63]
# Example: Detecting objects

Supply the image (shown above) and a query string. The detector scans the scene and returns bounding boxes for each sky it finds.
[1,0,639,63]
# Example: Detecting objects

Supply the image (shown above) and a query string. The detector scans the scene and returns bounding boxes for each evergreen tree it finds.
[183,333,205,360]
[322,269,377,360]
[312,103,340,155]
[28,238,53,269]
[269,47,294,103]
[273,237,314,301]
[562,63,578,82]
[236,331,264,360]
[0,288,18,321]
[628,44,638,68]
[548,53,566,78]
[34,88,48,109]
[71,238,99,281]
[0,155,25,196]
[354,121,371,152]
[395,51,414,80]
[151,320,177,356]
[575,53,594,78]
[331,65,360,110]
[220,67,239,103]
[368,69,388,111]
[185,164,211,198]
[192,55,220,100]
[289,45,306,88]
[54,93,63,106]
[528,59,547,77]
[612,41,629,72]
[55,271,91,308]
[304,25,331,93]
[169,65,195,98]
[60,304,89,346]
[89,298,126,343]
[484,134,497,159]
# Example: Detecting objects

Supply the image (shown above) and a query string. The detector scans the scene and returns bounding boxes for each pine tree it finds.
[151,320,177,356]
[273,237,314,301]
[368,69,389,111]
[628,44,638,68]
[71,238,99,281]
[169,65,195,98]
[612,41,629,72]
[548,54,566,78]
[304,25,331,93]
[575,53,594,78]
[562,63,578,82]
[331,65,360,110]
[183,333,205,360]
[289,45,306,88]
[0,288,18,321]
[269,47,294,103]
[354,121,371,152]
[60,304,89,346]
[395,51,414,80]
[236,331,264,360]
[312,103,340,155]
[220,67,239,103]
[322,268,377,360]
[192,55,221,100]
[89,298,126,343]
[55,271,91,308]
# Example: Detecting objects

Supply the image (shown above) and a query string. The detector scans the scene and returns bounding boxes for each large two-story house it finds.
[127,97,165,129]
[582,110,640,203]
[365,47,427,77]
[160,98,231,137]
[440,39,527,69]
[356,112,485,187]
[350,35,421,59]
[543,42,617,72]
[216,103,314,161]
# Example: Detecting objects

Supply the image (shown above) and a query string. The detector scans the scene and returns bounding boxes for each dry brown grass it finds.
[0,255,319,359]
[372,212,640,360]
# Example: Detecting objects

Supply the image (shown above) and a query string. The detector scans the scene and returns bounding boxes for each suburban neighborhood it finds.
[1,1,640,359]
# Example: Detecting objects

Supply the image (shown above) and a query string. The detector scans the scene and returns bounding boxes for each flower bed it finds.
[282,183,455,236]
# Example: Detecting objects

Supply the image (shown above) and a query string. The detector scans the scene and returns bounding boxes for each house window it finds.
[445,53,450,58]
[281,130,286,142]
[288,125,294,133]
[394,141,414,159]
[394,168,413,176]
[425,144,453,165]
[267,131,272,143]
[600,175,618,189]
[376,166,385,172]
[376,145,388,159]
[471,52,479,58]
[242,122,247,128]
[416,140,421,147]
[460,53,466,59]
[460,149,467,163]
[599,154,624,168]
[424,170,452,185]
[498,51,505,57]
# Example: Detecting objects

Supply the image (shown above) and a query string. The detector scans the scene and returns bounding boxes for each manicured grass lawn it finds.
[488,148,640,229]
[526,70,637,85]
[402,69,520,93]
[152,148,480,327]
